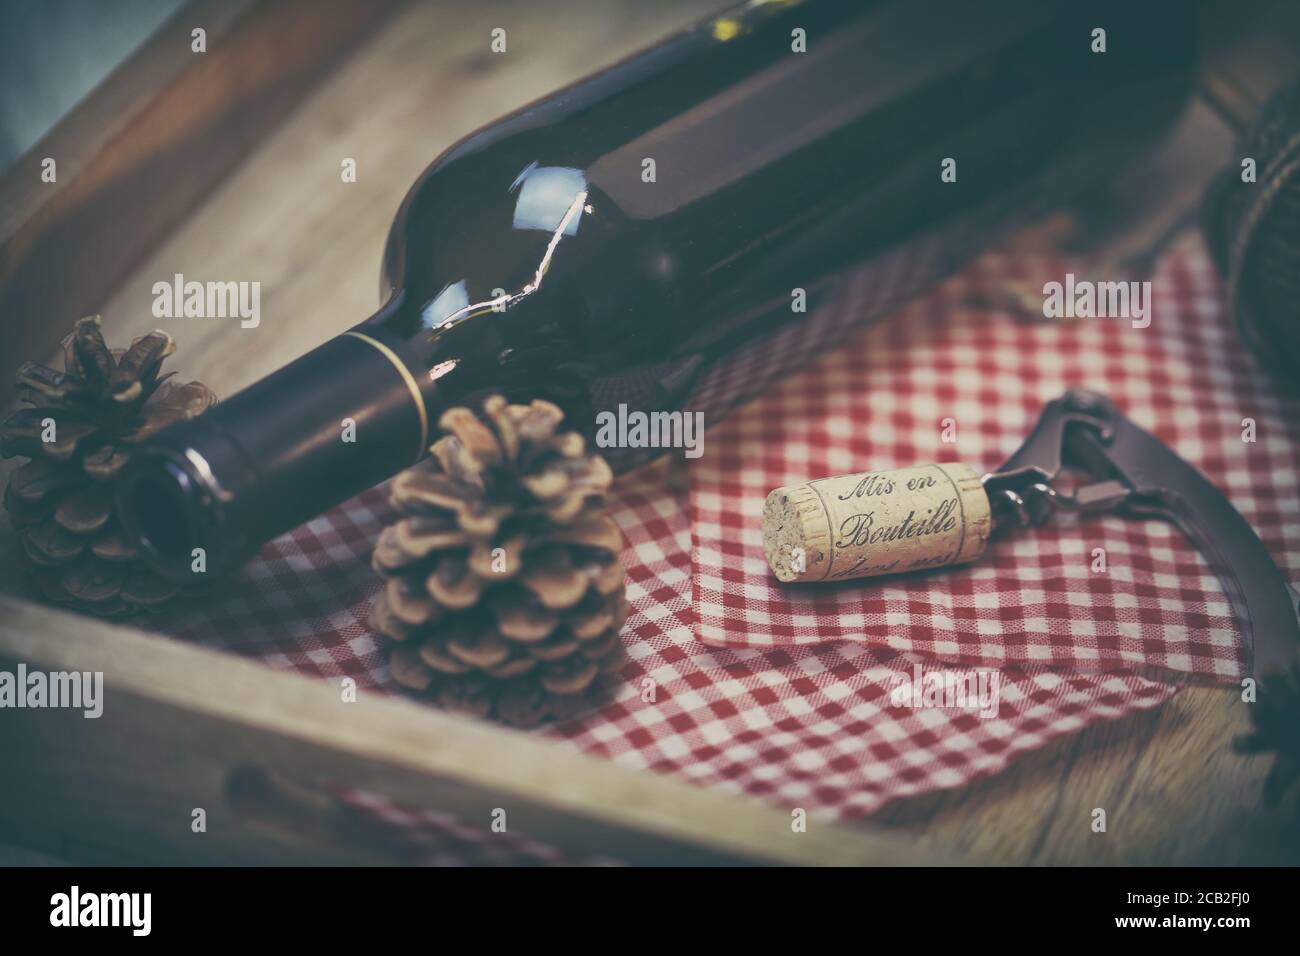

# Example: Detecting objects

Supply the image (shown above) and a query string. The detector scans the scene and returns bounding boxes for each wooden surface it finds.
[0,596,952,866]
[0,0,407,410]
[0,0,1295,864]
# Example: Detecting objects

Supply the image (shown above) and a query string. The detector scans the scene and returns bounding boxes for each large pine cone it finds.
[1,316,216,616]
[369,395,628,727]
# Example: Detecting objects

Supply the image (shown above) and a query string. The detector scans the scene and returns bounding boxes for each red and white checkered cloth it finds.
[692,247,1300,683]
[145,241,1298,864]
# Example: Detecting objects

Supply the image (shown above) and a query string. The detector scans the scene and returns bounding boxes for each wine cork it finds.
[762,463,991,583]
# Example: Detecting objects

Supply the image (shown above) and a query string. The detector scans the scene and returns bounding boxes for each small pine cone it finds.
[1,316,216,616]
[1234,649,1300,822]
[369,395,628,727]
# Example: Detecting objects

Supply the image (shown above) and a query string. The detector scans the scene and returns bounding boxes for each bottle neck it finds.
[117,306,431,580]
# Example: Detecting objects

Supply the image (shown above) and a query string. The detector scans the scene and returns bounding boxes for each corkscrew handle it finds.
[985,389,1300,680]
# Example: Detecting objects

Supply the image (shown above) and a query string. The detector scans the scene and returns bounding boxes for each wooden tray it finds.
[0,0,1290,865]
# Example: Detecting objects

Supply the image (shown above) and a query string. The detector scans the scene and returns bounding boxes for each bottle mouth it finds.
[115,449,222,583]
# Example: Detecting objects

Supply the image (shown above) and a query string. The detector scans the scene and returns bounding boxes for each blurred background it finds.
[0,0,186,169]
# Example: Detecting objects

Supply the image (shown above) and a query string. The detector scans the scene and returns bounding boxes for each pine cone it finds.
[369,395,628,727]
[1234,649,1300,822]
[1,316,216,616]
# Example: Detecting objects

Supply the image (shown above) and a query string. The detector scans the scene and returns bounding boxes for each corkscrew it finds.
[982,388,1300,680]
[764,388,1298,681]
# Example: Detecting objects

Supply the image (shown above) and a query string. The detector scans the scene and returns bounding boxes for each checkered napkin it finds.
[143,241,1295,863]
[691,246,1300,684]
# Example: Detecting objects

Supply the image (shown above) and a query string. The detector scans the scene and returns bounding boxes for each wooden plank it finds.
[874,680,1300,865]
[0,595,955,865]
[0,0,409,408]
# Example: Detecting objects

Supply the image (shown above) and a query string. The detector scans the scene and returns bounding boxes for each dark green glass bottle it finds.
[119,0,1195,578]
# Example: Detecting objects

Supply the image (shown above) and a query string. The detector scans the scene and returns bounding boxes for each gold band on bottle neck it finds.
[343,331,429,462]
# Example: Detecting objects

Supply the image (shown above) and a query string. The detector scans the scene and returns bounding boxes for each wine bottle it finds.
[118,0,1195,579]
